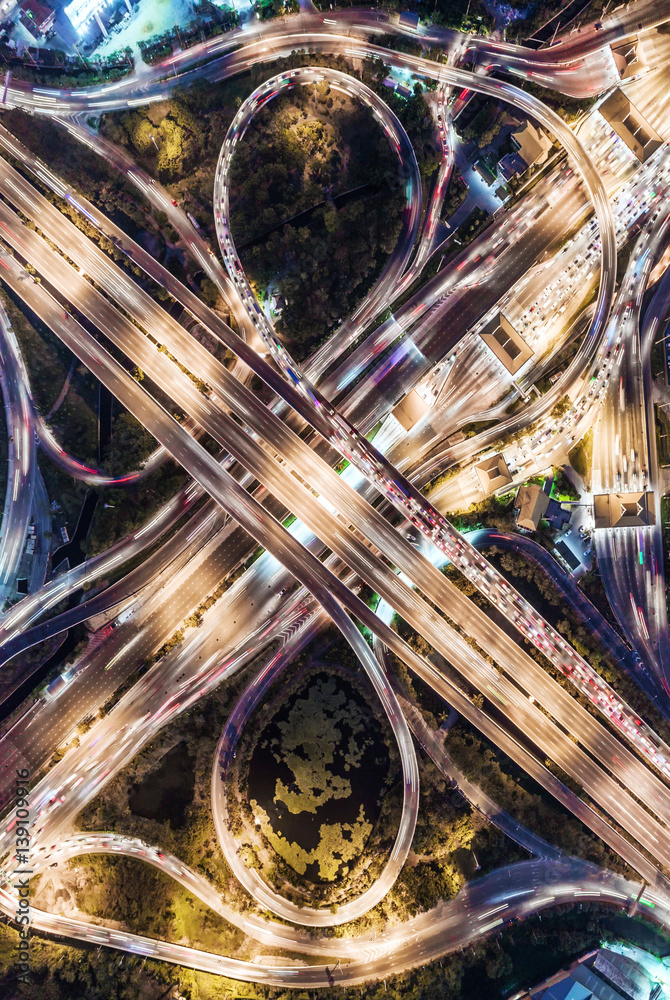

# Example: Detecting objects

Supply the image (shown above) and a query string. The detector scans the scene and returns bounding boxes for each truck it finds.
[45,674,69,701]
[399,10,420,30]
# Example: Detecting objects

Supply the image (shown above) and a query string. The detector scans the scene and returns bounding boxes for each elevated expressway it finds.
[0,23,636,760]
[593,212,670,690]
[0,25,633,685]
[3,849,664,986]
[0,61,625,765]
[0,1,668,976]
[0,0,664,114]
[208,60,625,743]
[0,225,669,893]
[3,152,670,891]
[0,144,660,794]
[640,257,670,677]
[0,299,36,606]
[403,147,670,497]
[0,7,656,828]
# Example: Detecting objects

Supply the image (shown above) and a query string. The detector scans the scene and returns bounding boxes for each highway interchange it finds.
[1,0,670,989]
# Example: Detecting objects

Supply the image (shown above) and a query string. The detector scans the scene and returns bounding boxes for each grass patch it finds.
[66,853,244,955]
[569,428,593,486]
[551,468,580,501]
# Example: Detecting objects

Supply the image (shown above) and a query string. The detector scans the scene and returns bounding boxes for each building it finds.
[515,484,549,531]
[599,89,662,162]
[610,38,646,79]
[593,491,655,529]
[475,453,512,494]
[480,312,534,375]
[19,0,54,33]
[498,152,526,181]
[474,159,497,186]
[399,10,420,30]
[528,947,660,1000]
[510,121,553,170]
[391,388,430,432]
[555,539,580,572]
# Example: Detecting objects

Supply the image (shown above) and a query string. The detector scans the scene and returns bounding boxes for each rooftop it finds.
[593,492,655,529]
[480,313,534,375]
[610,38,646,79]
[515,484,550,531]
[511,121,553,169]
[391,388,430,432]
[475,453,512,494]
[530,947,657,1000]
[599,90,662,162]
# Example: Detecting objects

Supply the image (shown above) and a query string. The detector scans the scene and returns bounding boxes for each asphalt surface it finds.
[7,185,670,874]
[0,0,670,982]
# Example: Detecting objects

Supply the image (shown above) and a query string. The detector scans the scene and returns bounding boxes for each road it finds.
[640,252,670,687]
[0,0,664,115]
[593,207,670,689]
[0,27,639,734]
[0,221,666,894]
[3,852,665,986]
[376,640,565,863]
[204,53,636,772]
[0,298,36,606]
[465,528,644,685]
[0,119,651,781]
[6,185,670,876]
[0,0,668,981]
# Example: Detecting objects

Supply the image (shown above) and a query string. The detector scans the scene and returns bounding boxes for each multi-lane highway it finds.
[593,210,670,691]
[6,169,670,874]
[0,299,36,606]
[0,0,670,987]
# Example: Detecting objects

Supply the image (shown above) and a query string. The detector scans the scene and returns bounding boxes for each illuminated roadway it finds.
[593,212,670,691]
[0,15,660,848]
[0,58,636,784]
[4,850,665,986]
[0,0,669,981]
[213,65,422,369]
[4,170,670,835]
[3,203,670,895]
[205,54,628,753]
[0,298,36,605]
[0,25,629,700]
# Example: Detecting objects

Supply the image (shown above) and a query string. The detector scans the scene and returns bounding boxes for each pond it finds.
[129,740,194,828]
[247,672,390,883]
